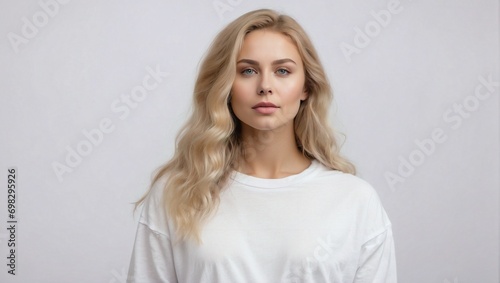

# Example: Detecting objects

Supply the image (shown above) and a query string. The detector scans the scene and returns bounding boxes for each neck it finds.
[237,123,311,179]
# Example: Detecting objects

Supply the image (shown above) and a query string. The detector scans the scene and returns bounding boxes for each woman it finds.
[127,9,397,283]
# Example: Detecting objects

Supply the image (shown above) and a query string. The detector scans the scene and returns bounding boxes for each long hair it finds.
[135,9,356,244]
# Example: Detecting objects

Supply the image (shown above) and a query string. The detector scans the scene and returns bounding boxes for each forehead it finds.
[237,29,302,62]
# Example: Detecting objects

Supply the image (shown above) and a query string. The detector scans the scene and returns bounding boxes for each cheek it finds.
[277,75,305,94]
[281,86,305,116]
[231,80,257,109]
[229,91,248,119]
[231,81,250,102]
[281,83,306,103]
[284,100,302,119]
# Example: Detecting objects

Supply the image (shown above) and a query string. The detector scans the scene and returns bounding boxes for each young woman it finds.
[127,9,397,283]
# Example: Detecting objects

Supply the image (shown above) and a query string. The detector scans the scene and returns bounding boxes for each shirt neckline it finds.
[229,159,320,189]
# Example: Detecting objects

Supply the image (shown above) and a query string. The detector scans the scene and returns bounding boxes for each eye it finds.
[241,68,257,76]
[276,68,290,75]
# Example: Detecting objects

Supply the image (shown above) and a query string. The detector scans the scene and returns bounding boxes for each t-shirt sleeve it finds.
[353,188,397,283]
[127,178,178,283]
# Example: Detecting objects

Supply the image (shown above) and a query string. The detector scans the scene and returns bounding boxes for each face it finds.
[230,29,308,133]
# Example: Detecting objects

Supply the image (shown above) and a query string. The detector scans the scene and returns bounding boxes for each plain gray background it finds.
[0,0,498,282]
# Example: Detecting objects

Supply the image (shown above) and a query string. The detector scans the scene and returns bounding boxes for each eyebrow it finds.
[236,58,297,65]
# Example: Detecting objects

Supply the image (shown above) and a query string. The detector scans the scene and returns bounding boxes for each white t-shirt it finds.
[127,160,397,283]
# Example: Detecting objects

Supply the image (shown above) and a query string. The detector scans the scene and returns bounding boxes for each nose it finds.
[258,87,272,95]
[258,72,273,95]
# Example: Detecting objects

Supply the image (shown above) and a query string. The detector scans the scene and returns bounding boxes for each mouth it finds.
[252,102,279,109]
[252,102,279,114]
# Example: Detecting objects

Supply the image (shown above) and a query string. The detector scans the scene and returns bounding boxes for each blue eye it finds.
[241,68,256,75]
[276,68,290,75]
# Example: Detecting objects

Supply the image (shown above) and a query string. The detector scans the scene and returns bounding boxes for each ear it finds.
[300,89,308,101]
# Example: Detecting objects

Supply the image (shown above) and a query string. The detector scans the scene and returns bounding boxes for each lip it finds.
[252,102,278,109]
[252,102,279,114]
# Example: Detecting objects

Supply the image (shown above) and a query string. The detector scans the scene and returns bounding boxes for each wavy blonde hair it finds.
[135,9,356,244]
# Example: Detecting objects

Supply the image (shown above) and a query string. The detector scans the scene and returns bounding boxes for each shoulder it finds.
[138,174,171,236]
[311,161,390,217]
[311,160,379,200]
[305,161,393,239]
[316,166,393,239]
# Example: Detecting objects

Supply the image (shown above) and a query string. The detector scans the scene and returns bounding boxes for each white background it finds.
[0,0,498,282]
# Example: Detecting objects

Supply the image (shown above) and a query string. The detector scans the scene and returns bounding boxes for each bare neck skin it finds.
[237,122,311,179]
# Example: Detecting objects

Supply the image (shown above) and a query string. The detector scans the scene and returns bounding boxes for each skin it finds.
[230,29,311,178]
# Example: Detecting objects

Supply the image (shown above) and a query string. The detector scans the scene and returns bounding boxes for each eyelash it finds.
[241,68,257,75]
[240,68,291,76]
[276,68,290,75]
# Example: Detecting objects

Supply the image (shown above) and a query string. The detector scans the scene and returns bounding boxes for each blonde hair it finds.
[135,9,356,244]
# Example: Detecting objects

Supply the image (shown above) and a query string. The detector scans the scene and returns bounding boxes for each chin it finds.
[244,121,289,132]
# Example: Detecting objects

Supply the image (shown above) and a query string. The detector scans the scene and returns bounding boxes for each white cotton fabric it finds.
[127,160,397,283]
